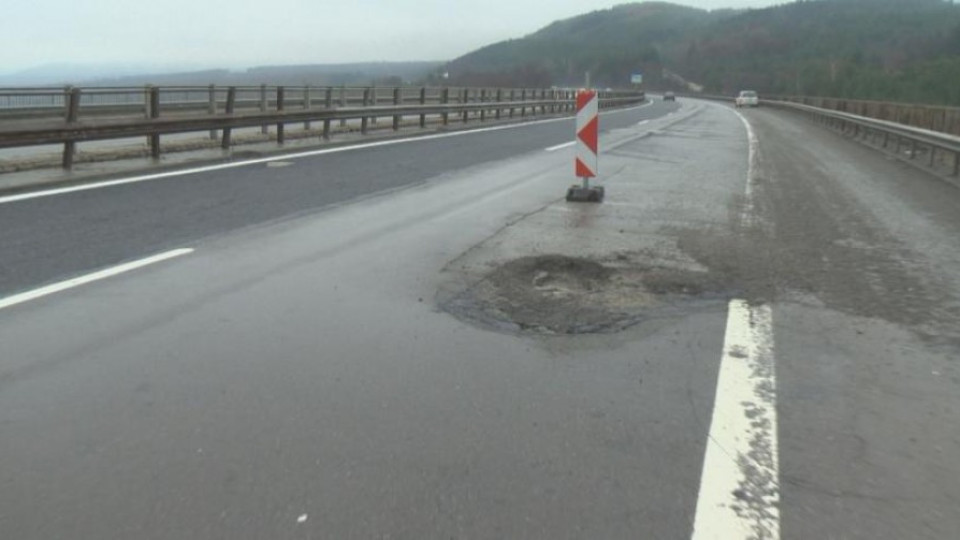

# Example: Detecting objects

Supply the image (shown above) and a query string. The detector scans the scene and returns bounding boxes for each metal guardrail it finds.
[767,100,960,178]
[683,93,960,178]
[0,86,645,170]
[769,95,960,137]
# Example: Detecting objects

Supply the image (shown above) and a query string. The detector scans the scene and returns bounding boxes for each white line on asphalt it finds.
[0,102,656,206]
[544,141,576,152]
[732,109,760,227]
[692,299,779,540]
[637,120,650,125]
[0,248,194,311]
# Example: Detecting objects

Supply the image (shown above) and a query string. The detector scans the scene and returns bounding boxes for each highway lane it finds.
[736,105,960,539]
[1,98,959,539]
[1,101,731,539]
[0,100,674,296]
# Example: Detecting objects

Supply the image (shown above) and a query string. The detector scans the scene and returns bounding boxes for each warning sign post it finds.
[566,89,605,203]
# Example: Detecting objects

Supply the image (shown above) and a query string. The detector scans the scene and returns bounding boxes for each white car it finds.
[736,90,760,108]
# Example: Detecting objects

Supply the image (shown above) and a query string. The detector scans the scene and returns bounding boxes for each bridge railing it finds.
[767,100,960,178]
[680,92,960,178]
[0,85,645,170]
[680,92,960,138]
[769,96,960,137]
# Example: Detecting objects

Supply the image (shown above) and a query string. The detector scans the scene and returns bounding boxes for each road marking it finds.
[0,102,655,206]
[637,120,650,126]
[732,109,760,227]
[544,141,576,152]
[692,299,779,540]
[0,248,194,311]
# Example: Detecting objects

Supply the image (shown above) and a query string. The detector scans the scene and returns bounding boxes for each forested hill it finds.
[441,2,717,89]
[439,0,960,106]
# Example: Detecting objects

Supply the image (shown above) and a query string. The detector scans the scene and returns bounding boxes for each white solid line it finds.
[732,109,760,225]
[0,248,194,311]
[0,102,654,206]
[692,299,779,540]
[544,141,576,152]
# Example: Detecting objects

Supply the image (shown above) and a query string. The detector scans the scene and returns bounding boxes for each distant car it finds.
[736,90,759,108]
[663,91,676,102]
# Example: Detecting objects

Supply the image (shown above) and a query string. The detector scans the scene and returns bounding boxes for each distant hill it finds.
[0,62,204,86]
[682,0,960,104]
[0,62,443,88]
[441,0,960,106]
[440,2,723,89]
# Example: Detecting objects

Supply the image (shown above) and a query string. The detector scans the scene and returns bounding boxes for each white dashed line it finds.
[692,300,779,540]
[0,248,194,311]
[544,141,576,152]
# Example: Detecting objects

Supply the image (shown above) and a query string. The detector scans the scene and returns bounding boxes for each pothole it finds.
[441,253,733,335]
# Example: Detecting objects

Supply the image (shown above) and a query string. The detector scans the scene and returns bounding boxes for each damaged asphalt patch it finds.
[440,252,734,335]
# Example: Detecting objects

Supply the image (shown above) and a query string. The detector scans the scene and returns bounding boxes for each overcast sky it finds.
[1,0,781,73]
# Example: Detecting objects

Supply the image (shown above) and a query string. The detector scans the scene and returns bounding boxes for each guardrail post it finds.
[143,85,153,149]
[540,89,546,115]
[339,86,347,127]
[480,89,487,122]
[371,84,378,125]
[61,87,81,169]
[929,145,936,167]
[361,87,370,134]
[303,85,311,131]
[149,86,161,160]
[441,87,450,126]
[520,89,526,117]
[221,87,236,150]
[419,87,427,128]
[260,84,269,134]
[509,90,515,118]
[323,87,333,140]
[393,87,402,131]
[461,89,469,123]
[208,84,218,140]
[276,86,285,145]
[910,139,917,160]
[495,89,502,120]
[143,85,151,118]
[64,86,80,122]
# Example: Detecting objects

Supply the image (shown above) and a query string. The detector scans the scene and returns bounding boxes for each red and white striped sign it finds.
[575,89,599,178]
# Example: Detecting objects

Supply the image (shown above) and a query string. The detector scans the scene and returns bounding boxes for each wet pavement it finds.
[1,99,959,539]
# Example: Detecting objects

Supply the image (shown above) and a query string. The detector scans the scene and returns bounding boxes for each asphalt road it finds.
[0,100,673,296]
[1,98,958,539]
